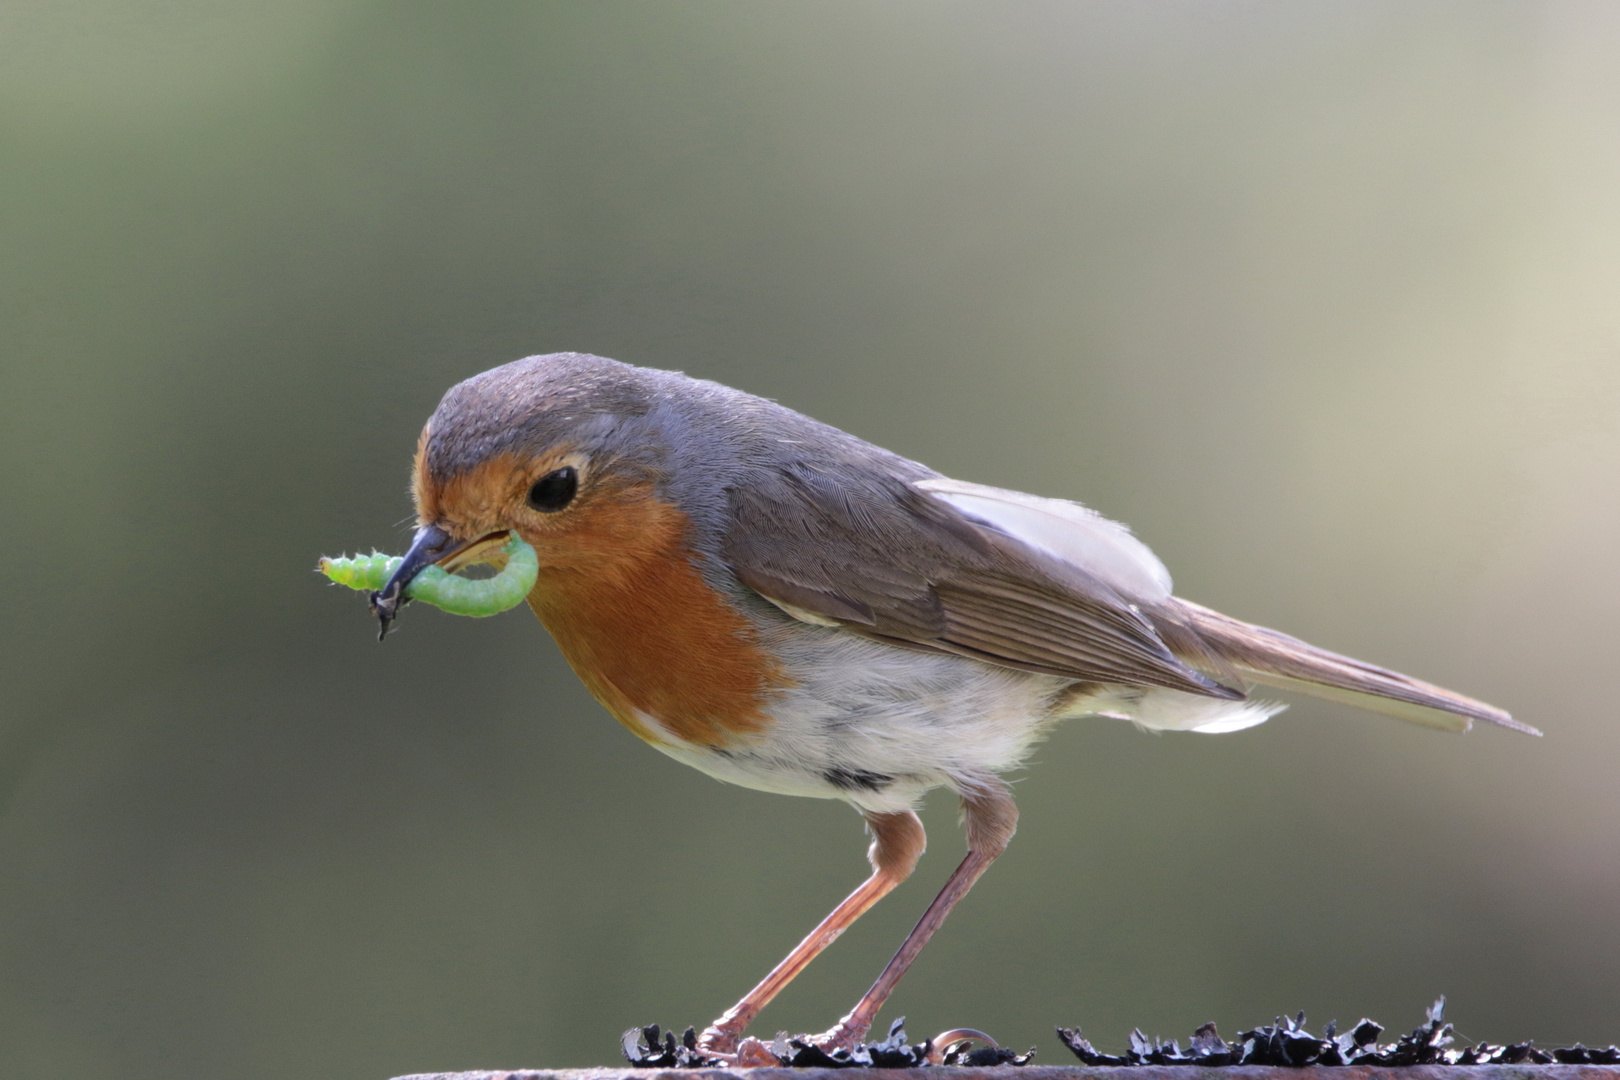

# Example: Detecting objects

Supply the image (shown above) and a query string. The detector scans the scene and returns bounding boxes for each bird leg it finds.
[809,777,1018,1053]
[697,809,926,1056]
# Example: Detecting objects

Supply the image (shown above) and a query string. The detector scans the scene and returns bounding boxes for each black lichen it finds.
[1057,997,1620,1068]
[620,1024,721,1069]
[624,997,1619,1069]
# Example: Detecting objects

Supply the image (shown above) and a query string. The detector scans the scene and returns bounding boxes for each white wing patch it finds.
[915,477,1173,603]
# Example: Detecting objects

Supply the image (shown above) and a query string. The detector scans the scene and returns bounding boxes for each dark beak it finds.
[370,523,459,641]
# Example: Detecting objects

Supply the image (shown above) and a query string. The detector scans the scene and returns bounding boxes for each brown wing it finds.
[722,463,1238,698]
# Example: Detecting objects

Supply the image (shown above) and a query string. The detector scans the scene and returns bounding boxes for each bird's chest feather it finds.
[523,493,784,749]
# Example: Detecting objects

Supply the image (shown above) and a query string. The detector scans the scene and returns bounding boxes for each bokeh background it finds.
[3,3,1618,1077]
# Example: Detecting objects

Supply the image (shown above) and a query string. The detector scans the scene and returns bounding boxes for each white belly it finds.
[636,626,1071,815]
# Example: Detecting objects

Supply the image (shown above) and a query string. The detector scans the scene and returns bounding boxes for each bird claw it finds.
[695,1024,740,1057]
[693,1017,871,1065]
[686,1030,783,1067]
[734,1037,781,1066]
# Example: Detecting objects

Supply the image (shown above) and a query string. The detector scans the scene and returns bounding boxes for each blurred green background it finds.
[3,3,1618,1077]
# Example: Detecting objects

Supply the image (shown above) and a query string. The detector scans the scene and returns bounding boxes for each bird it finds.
[368,351,1536,1062]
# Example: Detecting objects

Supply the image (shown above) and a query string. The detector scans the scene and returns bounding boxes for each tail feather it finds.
[1162,598,1539,736]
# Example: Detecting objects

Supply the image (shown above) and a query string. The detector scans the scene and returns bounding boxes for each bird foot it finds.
[691,1017,872,1065]
[695,1023,745,1059]
[733,1036,782,1066]
[691,1025,784,1066]
[678,1029,783,1066]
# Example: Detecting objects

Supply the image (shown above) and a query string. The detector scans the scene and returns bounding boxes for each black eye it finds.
[527,467,578,512]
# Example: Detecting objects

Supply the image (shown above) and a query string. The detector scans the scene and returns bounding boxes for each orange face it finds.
[411,428,787,749]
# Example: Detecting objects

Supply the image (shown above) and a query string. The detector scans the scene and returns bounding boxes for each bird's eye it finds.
[527,467,578,512]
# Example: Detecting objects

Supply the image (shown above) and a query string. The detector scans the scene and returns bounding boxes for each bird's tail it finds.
[1155,598,1539,736]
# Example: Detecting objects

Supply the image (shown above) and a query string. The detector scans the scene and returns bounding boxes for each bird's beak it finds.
[369,523,511,641]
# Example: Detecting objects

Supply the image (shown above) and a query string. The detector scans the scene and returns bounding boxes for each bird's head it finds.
[372,353,674,634]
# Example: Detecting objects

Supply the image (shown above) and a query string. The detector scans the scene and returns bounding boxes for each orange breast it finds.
[523,490,785,748]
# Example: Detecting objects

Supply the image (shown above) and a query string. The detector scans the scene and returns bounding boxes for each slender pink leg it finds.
[813,778,1019,1051]
[697,810,926,1055]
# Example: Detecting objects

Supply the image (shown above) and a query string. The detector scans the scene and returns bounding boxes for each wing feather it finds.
[723,464,1236,697]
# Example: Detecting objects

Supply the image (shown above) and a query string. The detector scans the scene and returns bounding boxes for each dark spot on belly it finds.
[824,766,893,792]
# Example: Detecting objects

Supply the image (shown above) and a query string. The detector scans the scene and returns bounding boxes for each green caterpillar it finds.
[318,534,539,617]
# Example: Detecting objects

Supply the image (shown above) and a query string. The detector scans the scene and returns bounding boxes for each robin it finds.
[369,352,1535,1061]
